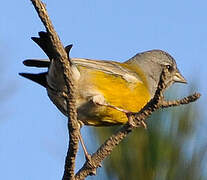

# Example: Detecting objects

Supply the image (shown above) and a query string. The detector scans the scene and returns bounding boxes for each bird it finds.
[19,47,187,127]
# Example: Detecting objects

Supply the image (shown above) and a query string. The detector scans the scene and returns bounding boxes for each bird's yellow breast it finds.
[76,63,151,126]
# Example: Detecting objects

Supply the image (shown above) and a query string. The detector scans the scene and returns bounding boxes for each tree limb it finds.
[30,1,79,179]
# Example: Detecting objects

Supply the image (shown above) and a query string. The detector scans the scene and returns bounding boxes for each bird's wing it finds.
[22,58,142,83]
[72,58,142,83]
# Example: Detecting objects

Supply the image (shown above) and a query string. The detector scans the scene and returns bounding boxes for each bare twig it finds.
[161,93,201,108]
[30,1,79,179]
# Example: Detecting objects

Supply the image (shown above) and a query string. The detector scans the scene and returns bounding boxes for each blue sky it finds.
[0,0,207,179]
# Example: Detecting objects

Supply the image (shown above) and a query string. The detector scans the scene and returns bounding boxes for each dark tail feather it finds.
[22,44,73,68]
[19,72,47,88]
[23,59,50,68]
[65,44,73,59]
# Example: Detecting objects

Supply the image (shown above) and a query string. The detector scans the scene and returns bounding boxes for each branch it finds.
[30,1,79,179]
[75,69,201,180]
[161,93,201,108]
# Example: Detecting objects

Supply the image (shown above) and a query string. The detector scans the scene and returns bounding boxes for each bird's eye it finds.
[166,65,173,72]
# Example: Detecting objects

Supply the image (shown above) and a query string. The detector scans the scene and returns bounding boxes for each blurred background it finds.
[0,0,206,179]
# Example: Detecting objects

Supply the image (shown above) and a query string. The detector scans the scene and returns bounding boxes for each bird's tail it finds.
[19,72,47,88]
[23,59,50,68]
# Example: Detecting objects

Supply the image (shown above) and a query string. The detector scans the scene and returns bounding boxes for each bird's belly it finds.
[76,68,151,126]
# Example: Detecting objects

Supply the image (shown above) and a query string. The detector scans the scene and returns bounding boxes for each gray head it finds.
[125,50,187,96]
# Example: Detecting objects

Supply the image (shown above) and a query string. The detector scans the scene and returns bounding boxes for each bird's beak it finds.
[173,70,187,84]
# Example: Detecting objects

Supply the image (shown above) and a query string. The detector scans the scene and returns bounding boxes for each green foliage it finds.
[93,93,206,180]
